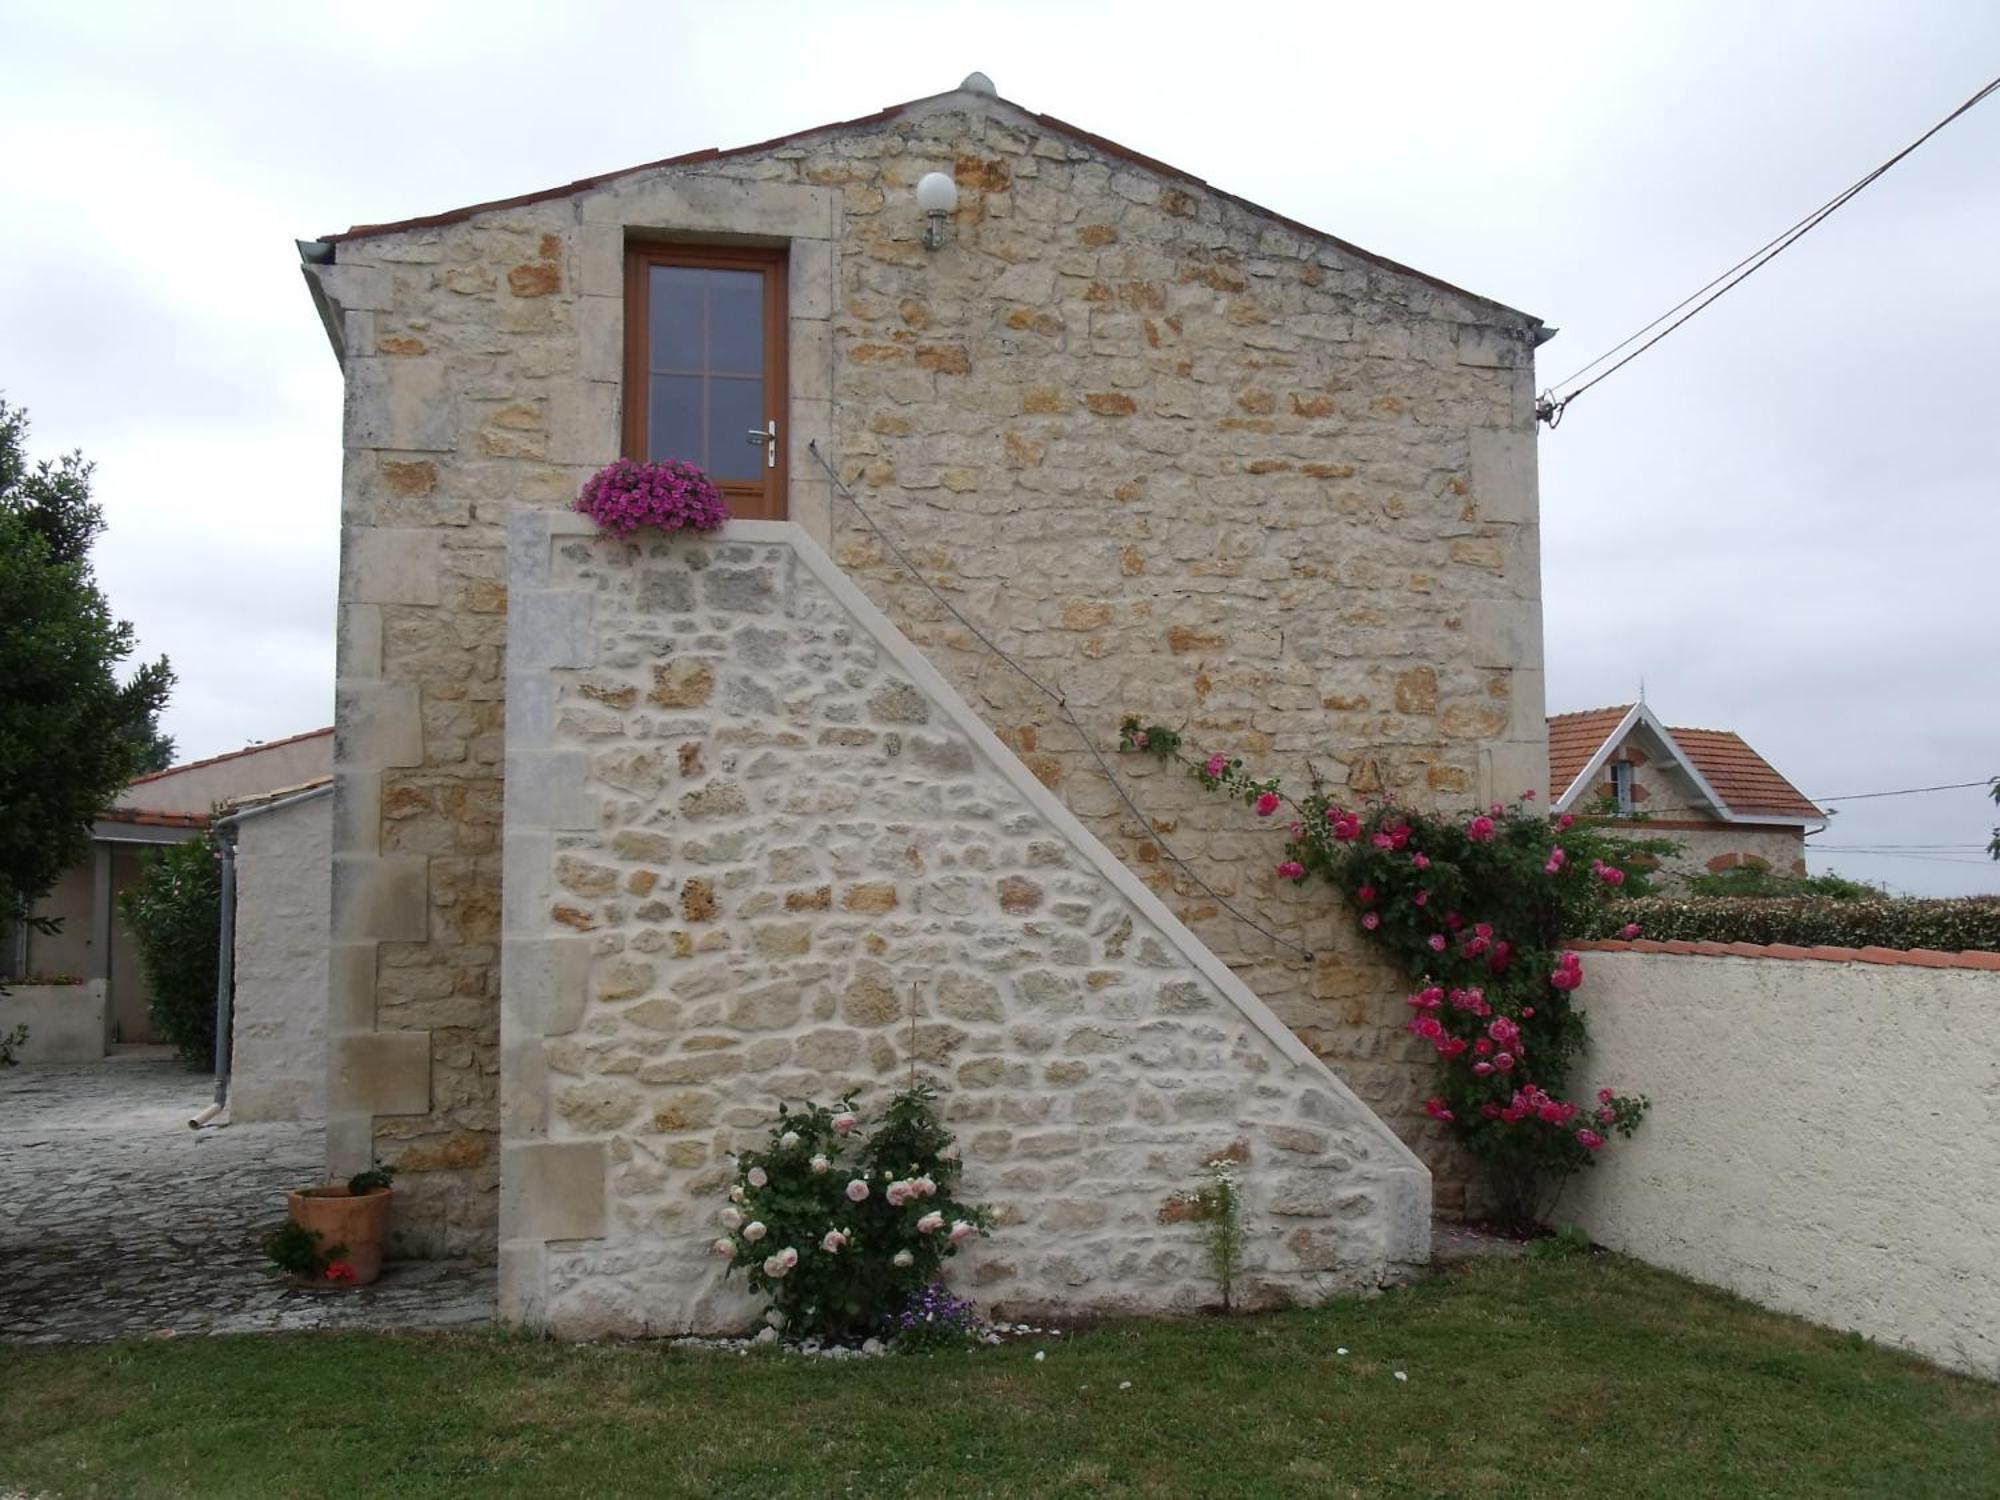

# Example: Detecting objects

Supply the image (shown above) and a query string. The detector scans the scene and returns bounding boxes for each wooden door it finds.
[623,243,788,520]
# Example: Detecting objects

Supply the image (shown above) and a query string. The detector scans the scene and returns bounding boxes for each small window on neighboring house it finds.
[1609,762,1635,816]
[622,243,789,520]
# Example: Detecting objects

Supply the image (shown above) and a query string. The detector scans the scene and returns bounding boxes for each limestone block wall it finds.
[499,513,1429,1335]
[228,791,332,1124]
[1564,942,2000,1378]
[312,85,1544,1252]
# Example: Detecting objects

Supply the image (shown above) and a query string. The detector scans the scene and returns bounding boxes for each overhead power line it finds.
[1813,778,1995,803]
[1537,71,2000,426]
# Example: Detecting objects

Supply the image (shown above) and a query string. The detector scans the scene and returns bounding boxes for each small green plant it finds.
[347,1162,397,1196]
[1174,1157,1248,1311]
[1529,1224,1594,1261]
[888,1282,988,1352]
[0,1020,27,1066]
[264,1220,346,1279]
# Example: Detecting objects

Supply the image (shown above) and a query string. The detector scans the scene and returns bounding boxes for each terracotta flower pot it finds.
[287,1186,393,1287]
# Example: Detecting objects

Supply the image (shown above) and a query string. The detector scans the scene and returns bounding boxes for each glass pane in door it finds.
[647,265,766,474]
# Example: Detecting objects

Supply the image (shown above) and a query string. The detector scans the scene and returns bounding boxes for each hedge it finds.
[119,834,220,1067]
[1571,895,2000,954]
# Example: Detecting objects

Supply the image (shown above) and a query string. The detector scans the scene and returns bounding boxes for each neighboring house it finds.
[302,74,1552,1325]
[2,728,332,1049]
[1548,704,1826,881]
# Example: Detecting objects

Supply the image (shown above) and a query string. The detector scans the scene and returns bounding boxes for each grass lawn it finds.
[1,1256,1994,1499]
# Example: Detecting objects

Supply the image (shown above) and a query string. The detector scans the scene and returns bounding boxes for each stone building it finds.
[300,75,1552,1326]
[1548,704,1825,881]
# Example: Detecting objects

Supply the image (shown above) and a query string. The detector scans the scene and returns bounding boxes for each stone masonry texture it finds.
[312,85,1547,1256]
[499,514,1428,1334]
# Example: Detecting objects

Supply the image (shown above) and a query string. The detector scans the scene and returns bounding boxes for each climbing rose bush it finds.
[575,458,728,538]
[1122,718,1675,1224]
[714,1084,991,1339]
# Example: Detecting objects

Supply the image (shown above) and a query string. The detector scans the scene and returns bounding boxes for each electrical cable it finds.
[1538,72,2000,425]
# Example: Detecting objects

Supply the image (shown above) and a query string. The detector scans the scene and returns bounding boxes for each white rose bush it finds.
[713,1083,992,1340]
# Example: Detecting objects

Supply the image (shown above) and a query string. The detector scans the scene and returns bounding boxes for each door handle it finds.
[746,420,778,469]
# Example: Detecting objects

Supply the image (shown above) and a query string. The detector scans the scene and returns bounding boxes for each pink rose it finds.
[1205,753,1229,779]
[1412,852,1430,871]
[1557,813,1574,830]
[1620,923,1641,940]
[719,1207,742,1230]
[1522,789,1536,801]
[1488,1016,1520,1046]
[1472,1061,1494,1076]
[1494,1051,1516,1072]
[917,1211,945,1234]
[832,1112,858,1134]
[1255,792,1281,817]
[810,1154,830,1174]
[845,1179,870,1203]
[821,1229,847,1254]
[1414,889,1429,907]
[1544,848,1566,875]
[1424,1097,1454,1122]
[1277,860,1306,881]
[713,1237,735,1257]
[1577,1129,1606,1152]
[743,1220,767,1243]
[1597,1087,1616,1104]
[949,1220,977,1245]
[747,1166,767,1188]
[1361,912,1381,931]
[1467,815,1497,843]
[1428,933,1447,952]
[885,1181,910,1207]
[912,1175,937,1199]
[763,1248,798,1278]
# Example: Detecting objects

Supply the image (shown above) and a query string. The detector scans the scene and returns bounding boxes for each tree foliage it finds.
[119,834,219,1068]
[0,399,174,923]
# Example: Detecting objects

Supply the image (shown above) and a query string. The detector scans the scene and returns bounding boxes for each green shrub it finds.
[119,834,219,1067]
[714,1084,991,1340]
[1686,865,1883,901]
[1575,895,2000,953]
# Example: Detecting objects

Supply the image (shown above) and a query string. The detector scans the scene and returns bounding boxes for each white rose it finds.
[821,1229,847,1254]
[719,1207,742,1230]
[912,1175,937,1199]
[810,1154,830,1174]
[916,1211,944,1235]
[743,1220,767,1243]
[729,1186,745,1204]
[763,1252,792,1279]
[845,1179,870,1203]
[712,1237,735,1257]
[747,1166,768,1188]
[780,1131,800,1150]
[893,1250,915,1269]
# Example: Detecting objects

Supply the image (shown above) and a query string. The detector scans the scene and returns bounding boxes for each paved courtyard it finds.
[0,1056,492,1344]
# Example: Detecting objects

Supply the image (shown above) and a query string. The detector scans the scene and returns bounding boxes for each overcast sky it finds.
[3,1,1995,893]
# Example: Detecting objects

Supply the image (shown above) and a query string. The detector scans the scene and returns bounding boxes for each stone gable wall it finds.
[313,90,1544,1254]
[499,513,1427,1334]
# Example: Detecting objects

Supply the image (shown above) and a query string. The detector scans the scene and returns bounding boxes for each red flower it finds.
[324,1261,357,1284]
